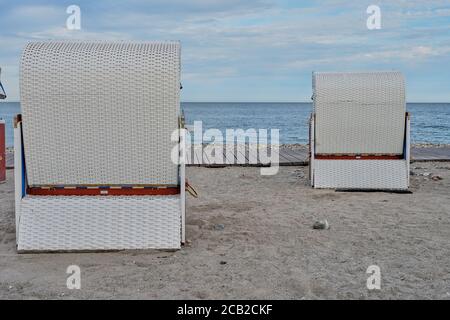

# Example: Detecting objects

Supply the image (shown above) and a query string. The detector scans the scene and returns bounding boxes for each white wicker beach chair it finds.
[309,71,410,190]
[15,41,185,251]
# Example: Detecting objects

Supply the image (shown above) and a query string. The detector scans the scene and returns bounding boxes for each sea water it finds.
[1,102,449,146]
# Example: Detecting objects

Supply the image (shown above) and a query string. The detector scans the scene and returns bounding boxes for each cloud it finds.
[1,0,450,101]
[9,4,61,18]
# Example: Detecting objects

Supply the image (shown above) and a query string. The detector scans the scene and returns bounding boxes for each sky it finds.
[0,0,450,102]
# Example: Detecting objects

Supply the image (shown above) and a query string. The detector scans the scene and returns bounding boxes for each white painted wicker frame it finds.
[310,71,410,190]
[21,41,180,186]
[313,71,406,155]
[16,41,185,251]
[310,115,410,189]
[15,112,186,252]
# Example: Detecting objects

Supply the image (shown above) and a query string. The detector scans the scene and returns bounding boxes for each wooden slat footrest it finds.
[27,185,180,196]
[315,154,403,160]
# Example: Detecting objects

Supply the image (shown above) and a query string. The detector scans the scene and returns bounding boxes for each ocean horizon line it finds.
[2,101,450,104]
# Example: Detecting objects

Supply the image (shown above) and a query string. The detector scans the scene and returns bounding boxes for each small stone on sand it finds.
[214,224,225,231]
[313,219,330,230]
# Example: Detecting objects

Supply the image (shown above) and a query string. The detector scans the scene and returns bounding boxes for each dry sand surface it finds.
[0,163,449,299]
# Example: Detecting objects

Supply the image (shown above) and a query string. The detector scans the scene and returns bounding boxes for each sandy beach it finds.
[0,161,449,299]
[2,0,450,304]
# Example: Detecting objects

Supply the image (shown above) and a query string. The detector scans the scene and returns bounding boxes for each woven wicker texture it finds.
[314,160,408,189]
[20,41,180,186]
[17,195,181,251]
[313,71,405,154]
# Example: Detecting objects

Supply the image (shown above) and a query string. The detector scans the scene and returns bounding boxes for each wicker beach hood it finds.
[20,41,181,187]
[313,71,406,155]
